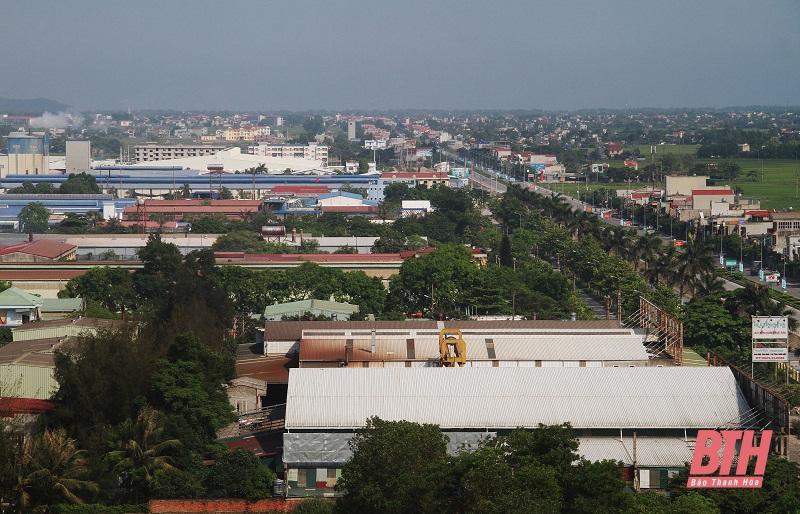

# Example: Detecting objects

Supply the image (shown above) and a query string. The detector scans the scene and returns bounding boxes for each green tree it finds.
[135,237,233,351]
[450,430,564,513]
[105,407,181,503]
[499,233,513,267]
[211,230,268,253]
[58,172,101,194]
[338,270,387,315]
[681,295,747,358]
[205,449,275,500]
[334,417,449,514]
[334,245,358,254]
[12,429,98,511]
[371,230,427,253]
[190,213,229,234]
[58,266,135,313]
[18,201,50,233]
[149,468,206,499]
[149,333,236,443]
[392,245,478,315]
[219,186,234,200]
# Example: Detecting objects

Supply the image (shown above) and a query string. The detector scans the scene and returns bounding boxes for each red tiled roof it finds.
[122,205,259,220]
[0,240,76,259]
[745,210,769,217]
[0,270,86,280]
[319,205,378,214]
[138,200,263,208]
[381,172,448,180]
[119,221,180,228]
[213,252,425,263]
[269,185,329,195]
[0,397,56,417]
[692,189,734,196]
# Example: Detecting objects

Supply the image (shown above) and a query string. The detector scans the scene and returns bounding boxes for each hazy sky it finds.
[2,0,799,111]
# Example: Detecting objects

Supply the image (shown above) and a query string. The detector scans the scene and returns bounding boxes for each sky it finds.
[2,0,799,112]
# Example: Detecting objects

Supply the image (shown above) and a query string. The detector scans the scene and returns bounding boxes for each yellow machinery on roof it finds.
[439,328,466,367]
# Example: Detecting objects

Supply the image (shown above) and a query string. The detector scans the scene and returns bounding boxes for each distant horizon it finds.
[4,97,800,116]
[2,1,797,113]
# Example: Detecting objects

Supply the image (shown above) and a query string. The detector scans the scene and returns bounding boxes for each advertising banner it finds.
[752,347,788,362]
[765,274,779,283]
[751,317,788,339]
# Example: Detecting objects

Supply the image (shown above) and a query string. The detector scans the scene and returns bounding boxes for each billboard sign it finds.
[752,347,788,362]
[531,164,546,171]
[751,316,788,339]
[765,274,779,283]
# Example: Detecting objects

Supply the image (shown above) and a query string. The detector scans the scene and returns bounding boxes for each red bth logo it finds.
[688,430,772,488]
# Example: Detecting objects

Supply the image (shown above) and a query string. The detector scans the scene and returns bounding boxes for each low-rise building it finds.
[0,240,76,262]
[263,299,359,322]
[281,366,751,497]
[0,287,42,326]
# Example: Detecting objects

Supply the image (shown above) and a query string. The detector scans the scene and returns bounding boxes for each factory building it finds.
[282,366,752,497]
[2,131,49,176]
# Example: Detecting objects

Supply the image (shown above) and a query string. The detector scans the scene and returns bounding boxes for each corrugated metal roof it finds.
[579,437,719,468]
[40,298,83,312]
[265,320,632,342]
[285,367,750,430]
[299,334,649,362]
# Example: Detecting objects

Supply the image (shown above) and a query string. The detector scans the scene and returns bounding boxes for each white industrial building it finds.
[281,366,752,497]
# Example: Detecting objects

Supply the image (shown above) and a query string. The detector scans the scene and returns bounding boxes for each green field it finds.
[695,158,800,210]
[620,144,800,210]
[629,144,700,156]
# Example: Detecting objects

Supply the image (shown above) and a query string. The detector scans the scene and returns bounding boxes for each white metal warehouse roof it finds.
[285,367,751,430]
[578,437,700,468]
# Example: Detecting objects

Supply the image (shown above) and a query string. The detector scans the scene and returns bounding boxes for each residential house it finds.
[0,287,42,326]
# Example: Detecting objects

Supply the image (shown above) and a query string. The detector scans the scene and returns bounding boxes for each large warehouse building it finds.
[281,366,753,497]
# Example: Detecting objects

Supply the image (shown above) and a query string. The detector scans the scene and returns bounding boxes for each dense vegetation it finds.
[0,236,273,510]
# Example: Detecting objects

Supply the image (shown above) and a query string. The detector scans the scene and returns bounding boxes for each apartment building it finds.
[249,143,328,165]
[134,144,226,163]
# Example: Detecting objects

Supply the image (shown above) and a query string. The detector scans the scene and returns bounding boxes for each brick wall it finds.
[150,499,311,513]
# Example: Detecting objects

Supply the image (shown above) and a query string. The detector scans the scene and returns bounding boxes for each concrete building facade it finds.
[134,144,227,162]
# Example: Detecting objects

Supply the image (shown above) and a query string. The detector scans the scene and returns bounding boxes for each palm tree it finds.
[724,282,797,330]
[694,272,727,298]
[653,245,681,288]
[13,429,98,512]
[633,233,663,273]
[676,240,716,298]
[106,407,181,503]
[180,183,192,199]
